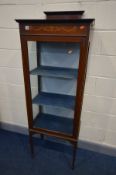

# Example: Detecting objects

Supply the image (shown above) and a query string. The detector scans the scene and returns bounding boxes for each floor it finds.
[0,129,116,175]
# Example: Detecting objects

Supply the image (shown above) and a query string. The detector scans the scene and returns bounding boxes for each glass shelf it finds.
[30,66,78,79]
[33,113,73,134]
[32,92,75,110]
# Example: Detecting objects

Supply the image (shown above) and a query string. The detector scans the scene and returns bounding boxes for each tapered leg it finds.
[29,132,34,157]
[72,142,77,169]
[40,134,44,140]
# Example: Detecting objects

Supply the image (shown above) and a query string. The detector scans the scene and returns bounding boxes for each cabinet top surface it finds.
[15,19,95,25]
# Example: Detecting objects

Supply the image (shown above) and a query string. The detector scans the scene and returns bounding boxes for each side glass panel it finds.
[27,41,80,135]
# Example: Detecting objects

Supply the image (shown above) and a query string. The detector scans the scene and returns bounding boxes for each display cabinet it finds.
[16,11,94,169]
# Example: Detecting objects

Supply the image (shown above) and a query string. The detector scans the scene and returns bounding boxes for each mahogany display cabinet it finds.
[16,11,94,169]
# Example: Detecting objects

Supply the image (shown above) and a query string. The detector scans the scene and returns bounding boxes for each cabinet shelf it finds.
[30,66,78,79]
[33,113,73,134]
[32,92,75,110]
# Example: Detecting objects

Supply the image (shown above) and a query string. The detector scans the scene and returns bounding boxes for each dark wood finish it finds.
[44,11,84,15]
[20,35,33,129]
[30,127,77,142]
[44,11,84,20]
[16,11,94,169]
[36,43,44,140]
[29,131,34,156]
[16,19,94,24]
[72,141,77,169]
[20,24,89,36]
[19,35,85,43]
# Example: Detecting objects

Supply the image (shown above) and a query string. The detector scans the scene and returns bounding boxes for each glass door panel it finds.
[27,41,80,135]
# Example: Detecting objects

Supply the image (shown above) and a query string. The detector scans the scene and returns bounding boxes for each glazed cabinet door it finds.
[20,35,88,139]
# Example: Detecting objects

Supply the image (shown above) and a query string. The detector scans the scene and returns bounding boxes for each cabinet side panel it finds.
[19,26,33,129]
